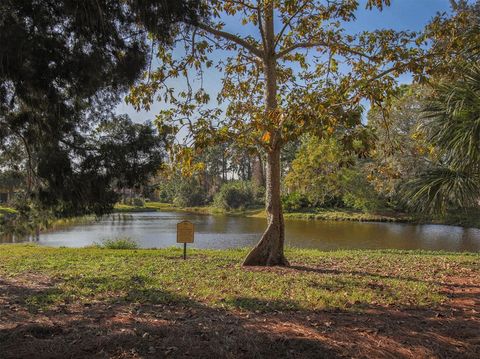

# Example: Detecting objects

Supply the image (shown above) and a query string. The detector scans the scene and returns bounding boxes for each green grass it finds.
[114,202,173,212]
[0,205,17,218]
[250,208,410,222]
[0,245,478,313]
[177,205,264,216]
[114,201,262,216]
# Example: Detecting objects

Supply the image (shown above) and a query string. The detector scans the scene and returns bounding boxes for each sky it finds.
[116,0,454,124]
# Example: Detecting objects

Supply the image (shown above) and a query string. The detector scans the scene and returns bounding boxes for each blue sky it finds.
[117,0,454,123]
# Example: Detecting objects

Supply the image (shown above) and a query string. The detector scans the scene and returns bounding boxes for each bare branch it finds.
[449,0,459,10]
[257,2,266,49]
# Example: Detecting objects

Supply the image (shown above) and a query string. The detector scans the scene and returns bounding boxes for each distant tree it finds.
[366,85,431,201]
[214,181,254,210]
[172,177,207,207]
[129,0,426,265]
[0,0,200,215]
[0,170,24,203]
[285,136,352,207]
[340,166,383,212]
[25,116,164,216]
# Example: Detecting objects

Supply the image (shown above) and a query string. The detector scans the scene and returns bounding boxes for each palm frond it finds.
[421,64,480,171]
[403,166,480,215]
[406,64,480,214]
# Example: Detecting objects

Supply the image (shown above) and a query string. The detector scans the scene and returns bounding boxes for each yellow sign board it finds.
[177,221,194,243]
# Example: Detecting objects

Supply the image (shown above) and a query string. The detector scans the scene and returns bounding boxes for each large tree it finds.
[0,0,200,216]
[129,0,425,265]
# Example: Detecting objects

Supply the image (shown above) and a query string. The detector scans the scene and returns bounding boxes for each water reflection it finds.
[1,211,480,252]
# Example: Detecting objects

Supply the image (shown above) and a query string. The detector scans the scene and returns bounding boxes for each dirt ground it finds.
[0,272,479,359]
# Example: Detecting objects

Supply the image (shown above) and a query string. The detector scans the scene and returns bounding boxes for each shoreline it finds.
[113,202,480,228]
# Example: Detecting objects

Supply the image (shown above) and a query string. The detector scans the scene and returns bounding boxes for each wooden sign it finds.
[177,221,194,243]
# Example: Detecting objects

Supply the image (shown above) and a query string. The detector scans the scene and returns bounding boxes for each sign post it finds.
[176,221,194,260]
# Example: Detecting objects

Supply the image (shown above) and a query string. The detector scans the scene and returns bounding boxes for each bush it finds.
[341,169,384,212]
[214,181,254,210]
[173,179,206,207]
[156,180,176,203]
[132,198,144,207]
[97,237,139,249]
[281,192,310,212]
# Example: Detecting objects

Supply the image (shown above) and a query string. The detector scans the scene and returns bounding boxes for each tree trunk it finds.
[243,147,288,266]
[243,1,288,266]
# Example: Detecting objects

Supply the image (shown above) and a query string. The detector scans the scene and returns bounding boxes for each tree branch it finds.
[225,0,258,11]
[274,1,309,49]
[275,40,377,60]
[257,2,267,49]
[196,22,263,58]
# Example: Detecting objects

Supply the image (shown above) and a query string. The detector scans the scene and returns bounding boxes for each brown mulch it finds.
[0,273,479,359]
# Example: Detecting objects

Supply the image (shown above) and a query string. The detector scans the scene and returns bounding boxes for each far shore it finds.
[113,202,480,229]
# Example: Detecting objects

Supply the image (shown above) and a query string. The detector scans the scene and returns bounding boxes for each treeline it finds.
[141,76,479,218]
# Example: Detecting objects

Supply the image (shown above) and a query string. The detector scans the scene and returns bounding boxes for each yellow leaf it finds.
[262,132,271,143]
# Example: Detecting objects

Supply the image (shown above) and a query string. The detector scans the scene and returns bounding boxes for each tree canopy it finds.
[0,0,200,216]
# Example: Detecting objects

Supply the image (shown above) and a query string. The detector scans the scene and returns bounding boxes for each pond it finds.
[2,211,480,252]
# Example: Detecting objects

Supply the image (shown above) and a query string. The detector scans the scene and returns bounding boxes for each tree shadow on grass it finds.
[1,276,479,358]
[225,296,302,312]
[288,264,480,289]
[1,283,338,358]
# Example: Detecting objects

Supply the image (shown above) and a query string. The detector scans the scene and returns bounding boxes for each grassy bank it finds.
[1,245,479,358]
[250,208,411,222]
[114,202,263,216]
[114,202,174,212]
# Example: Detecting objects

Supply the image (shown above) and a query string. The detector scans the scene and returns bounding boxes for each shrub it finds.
[281,192,310,212]
[97,237,139,249]
[173,179,206,207]
[214,181,254,210]
[156,180,176,203]
[341,169,384,212]
[252,185,265,205]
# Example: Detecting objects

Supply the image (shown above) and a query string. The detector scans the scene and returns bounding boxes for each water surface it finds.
[2,211,480,251]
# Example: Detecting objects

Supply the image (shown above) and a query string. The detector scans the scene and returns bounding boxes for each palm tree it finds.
[404,65,480,214]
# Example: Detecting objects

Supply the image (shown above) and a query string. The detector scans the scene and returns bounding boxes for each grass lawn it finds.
[0,245,478,358]
[114,202,174,212]
[251,208,411,222]
[0,205,17,219]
